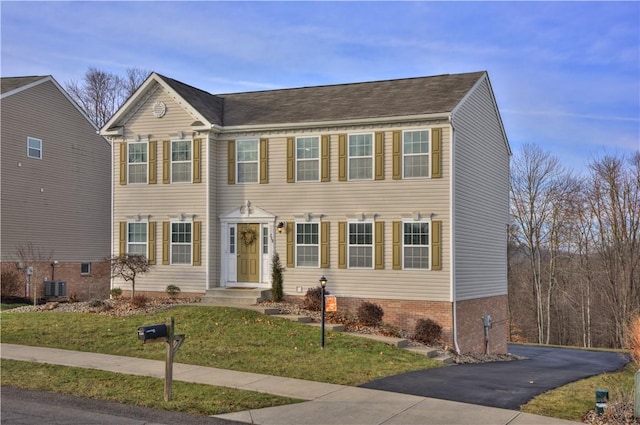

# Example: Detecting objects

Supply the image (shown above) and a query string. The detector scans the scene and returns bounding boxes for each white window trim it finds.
[236,138,259,184]
[295,135,320,182]
[402,129,431,179]
[347,133,374,181]
[127,219,148,258]
[170,220,193,266]
[80,262,91,275]
[170,138,193,184]
[402,219,431,270]
[295,220,321,268]
[27,137,42,159]
[127,141,148,184]
[347,220,374,269]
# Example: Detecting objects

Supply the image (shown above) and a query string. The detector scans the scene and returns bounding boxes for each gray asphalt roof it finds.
[157,71,485,127]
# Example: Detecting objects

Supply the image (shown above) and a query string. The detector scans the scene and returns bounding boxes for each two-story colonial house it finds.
[1,76,111,301]
[101,71,510,354]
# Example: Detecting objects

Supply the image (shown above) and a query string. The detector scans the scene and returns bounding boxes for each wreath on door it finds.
[239,227,257,246]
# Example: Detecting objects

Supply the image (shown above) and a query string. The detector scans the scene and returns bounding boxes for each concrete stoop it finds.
[201,288,271,306]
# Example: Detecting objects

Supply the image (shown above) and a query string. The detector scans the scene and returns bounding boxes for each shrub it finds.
[109,287,123,299]
[166,285,181,298]
[131,295,148,308]
[414,318,443,345]
[88,299,104,308]
[627,314,640,367]
[1,270,22,299]
[357,302,384,326]
[303,286,329,311]
[271,253,284,302]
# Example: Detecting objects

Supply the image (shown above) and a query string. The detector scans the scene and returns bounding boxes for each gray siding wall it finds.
[451,77,509,300]
[1,80,111,262]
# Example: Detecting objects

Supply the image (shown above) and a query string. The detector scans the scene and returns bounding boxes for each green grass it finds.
[0,305,440,385]
[1,359,301,416]
[1,303,29,311]
[521,363,636,421]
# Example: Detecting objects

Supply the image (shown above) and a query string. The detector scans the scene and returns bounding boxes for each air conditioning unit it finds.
[45,280,67,297]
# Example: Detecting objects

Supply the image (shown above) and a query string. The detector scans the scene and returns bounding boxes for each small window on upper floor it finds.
[27,137,42,159]
[348,133,373,180]
[81,262,91,275]
[237,139,259,183]
[171,140,192,183]
[296,136,320,182]
[403,130,429,178]
[128,142,147,184]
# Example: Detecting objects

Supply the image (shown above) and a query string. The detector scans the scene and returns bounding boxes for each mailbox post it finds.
[137,317,185,402]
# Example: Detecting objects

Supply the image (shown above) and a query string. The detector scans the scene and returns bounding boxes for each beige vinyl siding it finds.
[0,79,111,262]
[215,128,451,302]
[452,77,509,301]
[112,87,208,293]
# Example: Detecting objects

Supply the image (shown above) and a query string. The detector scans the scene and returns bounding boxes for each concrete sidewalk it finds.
[1,343,579,424]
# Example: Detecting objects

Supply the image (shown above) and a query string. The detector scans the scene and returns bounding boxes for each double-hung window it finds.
[237,139,259,183]
[296,223,319,267]
[127,222,148,256]
[171,222,192,265]
[171,140,192,183]
[348,222,373,268]
[296,136,320,181]
[403,222,429,269]
[27,137,42,159]
[128,142,147,184]
[348,133,373,180]
[403,130,429,178]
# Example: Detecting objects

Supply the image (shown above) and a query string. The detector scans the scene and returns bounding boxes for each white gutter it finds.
[211,112,452,134]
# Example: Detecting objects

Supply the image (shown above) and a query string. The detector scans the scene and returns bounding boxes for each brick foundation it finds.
[456,295,508,354]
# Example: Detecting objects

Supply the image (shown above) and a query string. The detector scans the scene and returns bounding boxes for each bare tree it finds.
[108,254,150,299]
[65,67,150,128]
[586,153,640,348]
[510,143,574,344]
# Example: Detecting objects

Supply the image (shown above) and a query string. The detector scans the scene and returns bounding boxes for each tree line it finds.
[509,144,639,349]
[67,68,639,350]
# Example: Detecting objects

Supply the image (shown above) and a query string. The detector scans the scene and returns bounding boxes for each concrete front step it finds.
[201,288,271,306]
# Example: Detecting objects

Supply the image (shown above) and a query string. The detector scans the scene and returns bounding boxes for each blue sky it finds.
[2,1,638,174]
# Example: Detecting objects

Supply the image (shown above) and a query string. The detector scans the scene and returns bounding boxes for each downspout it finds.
[205,132,210,291]
[449,115,461,354]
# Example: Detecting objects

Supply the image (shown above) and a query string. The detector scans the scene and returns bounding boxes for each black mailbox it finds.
[137,324,168,341]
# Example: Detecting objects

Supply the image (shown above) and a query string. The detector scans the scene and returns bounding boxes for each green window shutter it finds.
[162,140,170,184]
[193,221,201,266]
[392,131,402,180]
[119,143,127,185]
[193,139,202,184]
[392,221,402,270]
[321,221,329,268]
[375,221,384,269]
[260,138,268,184]
[321,135,330,182]
[431,220,442,270]
[148,221,156,265]
[431,128,442,179]
[228,140,236,184]
[338,221,347,269]
[148,141,157,184]
[119,221,126,255]
[338,134,347,182]
[162,221,170,265]
[375,132,384,180]
[287,137,295,183]
[286,222,294,268]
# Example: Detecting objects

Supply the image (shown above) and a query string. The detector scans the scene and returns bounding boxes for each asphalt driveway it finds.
[360,344,630,410]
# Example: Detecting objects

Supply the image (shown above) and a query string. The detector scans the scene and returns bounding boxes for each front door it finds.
[237,223,260,283]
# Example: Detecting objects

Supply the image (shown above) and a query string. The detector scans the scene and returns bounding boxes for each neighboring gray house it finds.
[1,76,111,301]
[101,71,510,353]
